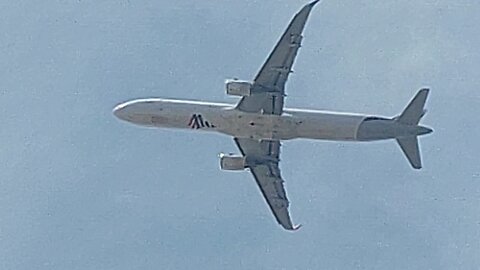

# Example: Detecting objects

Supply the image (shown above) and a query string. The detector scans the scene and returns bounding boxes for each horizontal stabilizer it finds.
[396,136,422,169]
[397,88,429,125]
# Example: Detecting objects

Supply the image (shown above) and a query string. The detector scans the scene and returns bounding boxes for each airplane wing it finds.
[236,0,319,115]
[234,137,300,231]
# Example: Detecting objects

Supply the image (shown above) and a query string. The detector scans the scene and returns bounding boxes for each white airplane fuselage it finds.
[113,98,431,142]
[112,1,434,231]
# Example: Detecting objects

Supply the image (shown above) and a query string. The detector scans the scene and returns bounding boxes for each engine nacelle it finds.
[219,153,247,171]
[225,79,253,97]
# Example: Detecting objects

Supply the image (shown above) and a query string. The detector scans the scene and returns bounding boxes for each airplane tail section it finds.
[394,88,431,169]
[396,88,429,125]
[396,136,422,169]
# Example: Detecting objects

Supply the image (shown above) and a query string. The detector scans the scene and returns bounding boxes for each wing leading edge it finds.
[236,0,320,115]
[234,138,301,231]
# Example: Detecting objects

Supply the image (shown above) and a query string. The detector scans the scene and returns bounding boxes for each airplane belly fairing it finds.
[218,111,299,140]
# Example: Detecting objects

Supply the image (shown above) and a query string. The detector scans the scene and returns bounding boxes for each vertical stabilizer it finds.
[397,88,429,125]
[396,136,422,169]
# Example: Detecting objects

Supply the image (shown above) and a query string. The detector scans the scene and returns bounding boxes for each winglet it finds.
[285,224,302,231]
[309,0,321,7]
[292,224,303,231]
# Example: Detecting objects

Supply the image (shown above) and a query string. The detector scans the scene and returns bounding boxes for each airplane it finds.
[113,0,432,231]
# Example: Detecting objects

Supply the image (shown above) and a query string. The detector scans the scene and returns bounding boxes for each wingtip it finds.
[286,224,302,231]
[309,0,321,7]
[293,224,303,231]
[412,162,423,170]
[419,88,430,94]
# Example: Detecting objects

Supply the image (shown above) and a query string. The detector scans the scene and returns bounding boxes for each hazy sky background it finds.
[1,0,479,269]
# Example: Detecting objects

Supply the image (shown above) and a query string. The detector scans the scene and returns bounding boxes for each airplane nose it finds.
[113,103,130,121]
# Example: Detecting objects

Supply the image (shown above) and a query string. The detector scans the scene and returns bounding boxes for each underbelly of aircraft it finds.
[155,109,365,141]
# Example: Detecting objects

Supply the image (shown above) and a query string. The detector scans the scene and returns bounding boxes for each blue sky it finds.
[1,0,479,269]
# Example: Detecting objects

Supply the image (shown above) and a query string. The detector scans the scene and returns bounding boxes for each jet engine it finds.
[225,79,253,97]
[219,153,247,170]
